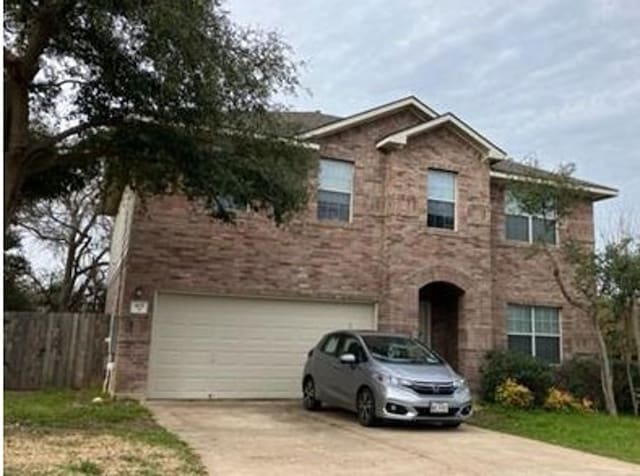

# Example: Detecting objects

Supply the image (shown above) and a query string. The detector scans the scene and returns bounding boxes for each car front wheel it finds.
[356,387,378,427]
[302,377,321,411]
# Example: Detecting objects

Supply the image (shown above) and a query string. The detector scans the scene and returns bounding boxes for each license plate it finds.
[430,402,449,414]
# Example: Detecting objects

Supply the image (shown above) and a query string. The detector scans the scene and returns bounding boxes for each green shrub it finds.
[552,356,603,409]
[495,378,534,408]
[480,350,553,405]
[612,361,640,414]
[553,356,640,414]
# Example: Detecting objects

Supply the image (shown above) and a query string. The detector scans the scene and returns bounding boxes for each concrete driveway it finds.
[148,401,639,476]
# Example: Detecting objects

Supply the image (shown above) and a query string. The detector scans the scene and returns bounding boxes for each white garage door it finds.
[147,293,376,399]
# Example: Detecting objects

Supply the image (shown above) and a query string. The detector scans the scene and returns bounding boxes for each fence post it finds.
[41,313,55,387]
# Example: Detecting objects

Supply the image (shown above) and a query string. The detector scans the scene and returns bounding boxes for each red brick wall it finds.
[490,182,598,359]
[108,108,597,395]
[374,127,495,383]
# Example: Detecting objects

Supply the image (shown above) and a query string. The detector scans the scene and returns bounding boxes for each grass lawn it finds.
[4,389,206,475]
[471,404,640,465]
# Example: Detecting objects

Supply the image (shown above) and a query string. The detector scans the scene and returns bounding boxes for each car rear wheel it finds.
[302,377,321,410]
[356,387,378,427]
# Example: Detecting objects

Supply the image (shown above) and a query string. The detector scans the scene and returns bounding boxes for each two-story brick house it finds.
[105,96,617,399]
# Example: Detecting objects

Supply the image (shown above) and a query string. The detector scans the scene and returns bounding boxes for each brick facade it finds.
[107,106,599,396]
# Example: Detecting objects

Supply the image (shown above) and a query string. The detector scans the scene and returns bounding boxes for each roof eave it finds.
[489,171,618,201]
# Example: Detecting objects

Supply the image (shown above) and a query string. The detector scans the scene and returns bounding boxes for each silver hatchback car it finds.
[302,331,473,426]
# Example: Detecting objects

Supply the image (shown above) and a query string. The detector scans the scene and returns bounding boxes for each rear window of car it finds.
[321,334,341,355]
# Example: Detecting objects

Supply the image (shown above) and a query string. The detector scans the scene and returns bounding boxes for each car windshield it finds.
[362,335,442,365]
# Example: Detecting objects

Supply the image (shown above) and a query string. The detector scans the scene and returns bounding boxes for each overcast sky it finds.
[229,0,640,239]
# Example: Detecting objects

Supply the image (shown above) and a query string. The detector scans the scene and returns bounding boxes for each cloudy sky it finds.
[229,0,640,239]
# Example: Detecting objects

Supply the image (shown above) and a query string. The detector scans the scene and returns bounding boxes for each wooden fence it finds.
[4,312,110,390]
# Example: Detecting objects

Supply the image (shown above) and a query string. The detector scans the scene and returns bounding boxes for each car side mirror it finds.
[339,353,357,364]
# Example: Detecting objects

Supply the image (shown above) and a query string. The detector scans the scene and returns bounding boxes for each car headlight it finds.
[453,378,469,391]
[373,372,413,387]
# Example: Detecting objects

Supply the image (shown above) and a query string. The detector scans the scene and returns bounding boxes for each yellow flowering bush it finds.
[544,387,594,412]
[495,378,534,408]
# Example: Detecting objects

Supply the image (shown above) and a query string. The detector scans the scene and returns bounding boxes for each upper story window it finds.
[507,304,561,364]
[427,170,456,230]
[505,192,557,245]
[317,158,354,222]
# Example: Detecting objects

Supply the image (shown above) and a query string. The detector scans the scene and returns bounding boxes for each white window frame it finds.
[506,304,563,363]
[427,169,457,231]
[504,192,558,245]
[317,158,354,223]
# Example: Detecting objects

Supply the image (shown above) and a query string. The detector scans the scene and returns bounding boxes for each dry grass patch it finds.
[4,390,205,475]
[5,431,191,475]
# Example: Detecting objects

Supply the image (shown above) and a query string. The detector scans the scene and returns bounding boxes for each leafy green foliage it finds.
[553,356,604,409]
[553,356,640,414]
[480,350,553,405]
[472,404,640,464]
[3,231,35,310]
[5,0,315,223]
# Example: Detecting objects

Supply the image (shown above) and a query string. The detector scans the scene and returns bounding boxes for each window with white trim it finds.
[317,158,353,222]
[507,304,561,363]
[505,192,557,244]
[427,170,456,230]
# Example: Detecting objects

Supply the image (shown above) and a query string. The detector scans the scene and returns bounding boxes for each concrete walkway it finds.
[148,401,640,476]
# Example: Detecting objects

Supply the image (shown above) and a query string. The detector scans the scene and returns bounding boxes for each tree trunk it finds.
[624,350,638,416]
[4,74,30,231]
[546,249,618,414]
[593,314,618,415]
[58,237,78,311]
[4,156,27,230]
[632,298,640,376]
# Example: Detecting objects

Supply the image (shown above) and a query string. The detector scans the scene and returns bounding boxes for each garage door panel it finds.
[147,294,375,399]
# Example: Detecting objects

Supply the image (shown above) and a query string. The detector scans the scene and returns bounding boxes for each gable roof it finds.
[298,96,438,139]
[291,95,616,201]
[376,113,507,160]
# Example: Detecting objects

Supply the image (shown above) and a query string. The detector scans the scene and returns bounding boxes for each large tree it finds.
[17,181,111,311]
[4,0,315,229]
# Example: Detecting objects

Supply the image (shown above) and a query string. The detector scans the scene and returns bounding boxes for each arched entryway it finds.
[419,281,464,370]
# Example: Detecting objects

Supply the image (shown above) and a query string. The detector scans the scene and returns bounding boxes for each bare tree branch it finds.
[18,221,67,244]
[15,180,112,311]
[32,79,87,88]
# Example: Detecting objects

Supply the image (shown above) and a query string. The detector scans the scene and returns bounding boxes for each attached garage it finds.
[147,293,376,399]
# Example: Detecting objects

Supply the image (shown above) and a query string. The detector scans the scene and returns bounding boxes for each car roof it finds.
[330,330,412,338]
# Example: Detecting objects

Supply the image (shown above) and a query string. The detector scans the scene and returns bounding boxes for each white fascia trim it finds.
[376,113,507,160]
[489,171,618,198]
[298,97,438,140]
